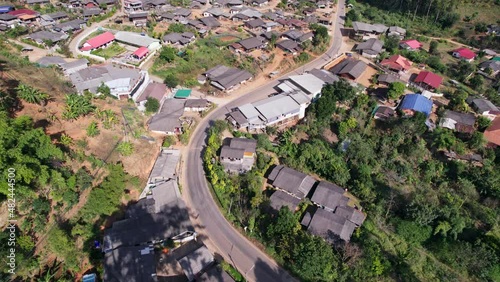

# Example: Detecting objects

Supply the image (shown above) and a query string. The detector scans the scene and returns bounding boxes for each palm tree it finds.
[16,84,50,105]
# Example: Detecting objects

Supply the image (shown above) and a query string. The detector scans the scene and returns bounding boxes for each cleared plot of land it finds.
[151,37,245,85]
[357,64,378,87]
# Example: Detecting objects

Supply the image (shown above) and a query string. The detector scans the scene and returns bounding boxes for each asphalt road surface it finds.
[183,1,346,281]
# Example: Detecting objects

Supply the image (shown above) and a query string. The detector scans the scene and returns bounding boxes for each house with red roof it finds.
[380,54,413,72]
[484,117,500,147]
[400,39,422,51]
[131,46,149,60]
[414,71,443,90]
[8,9,38,17]
[80,31,115,51]
[452,47,476,62]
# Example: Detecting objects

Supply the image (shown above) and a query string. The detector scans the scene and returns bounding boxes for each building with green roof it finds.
[174,89,192,99]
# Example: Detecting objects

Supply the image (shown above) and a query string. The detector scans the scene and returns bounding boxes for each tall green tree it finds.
[387,82,406,100]
[145,97,160,113]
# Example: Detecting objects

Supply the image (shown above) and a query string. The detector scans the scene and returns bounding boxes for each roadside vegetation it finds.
[203,81,500,281]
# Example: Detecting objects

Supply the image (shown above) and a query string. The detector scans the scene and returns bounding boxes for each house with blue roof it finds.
[399,94,433,116]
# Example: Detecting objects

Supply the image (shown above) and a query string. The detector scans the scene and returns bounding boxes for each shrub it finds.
[145,97,160,113]
[116,141,134,156]
[163,135,177,147]
[86,121,100,137]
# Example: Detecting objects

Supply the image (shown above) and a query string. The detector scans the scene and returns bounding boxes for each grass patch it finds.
[122,106,149,138]
[91,42,126,59]
[455,1,499,25]
[221,261,245,282]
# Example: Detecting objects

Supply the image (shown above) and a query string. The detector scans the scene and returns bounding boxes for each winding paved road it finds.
[182,1,346,281]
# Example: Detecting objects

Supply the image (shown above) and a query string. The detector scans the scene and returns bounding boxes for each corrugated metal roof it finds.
[399,94,433,116]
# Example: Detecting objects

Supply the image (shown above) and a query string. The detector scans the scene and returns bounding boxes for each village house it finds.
[269,190,301,212]
[352,21,387,36]
[80,31,115,51]
[301,204,366,242]
[163,32,195,47]
[276,39,302,55]
[104,245,156,282]
[199,16,221,29]
[134,82,168,110]
[399,94,433,117]
[377,73,405,86]
[70,64,149,100]
[479,60,500,76]
[0,13,18,28]
[123,0,142,11]
[184,99,211,112]
[355,38,383,58]
[277,73,326,100]
[219,137,257,173]
[484,117,500,147]
[129,47,147,62]
[452,47,476,62]
[301,208,357,242]
[177,243,215,282]
[115,31,161,50]
[244,18,265,31]
[230,36,266,53]
[414,71,443,90]
[103,180,191,252]
[54,19,86,32]
[311,181,348,212]
[373,106,396,120]
[203,7,228,19]
[227,91,310,130]
[329,59,367,81]
[268,165,315,199]
[128,11,148,26]
[103,180,193,279]
[308,68,340,84]
[203,65,253,92]
[147,148,180,184]
[26,0,50,5]
[471,98,500,120]
[380,54,412,72]
[0,4,14,14]
[83,7,103,17]
[439,110,476,133]
[60,59,89,76]
[36,56,67,67]
[148,98,185,135]
[27,30,68,45]
[387,26,406,39]
[231,12,249,21]
[95,0,116,7]
[252,0,268,7]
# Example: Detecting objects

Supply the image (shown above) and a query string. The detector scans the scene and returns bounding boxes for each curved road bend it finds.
[183,1,346,281]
